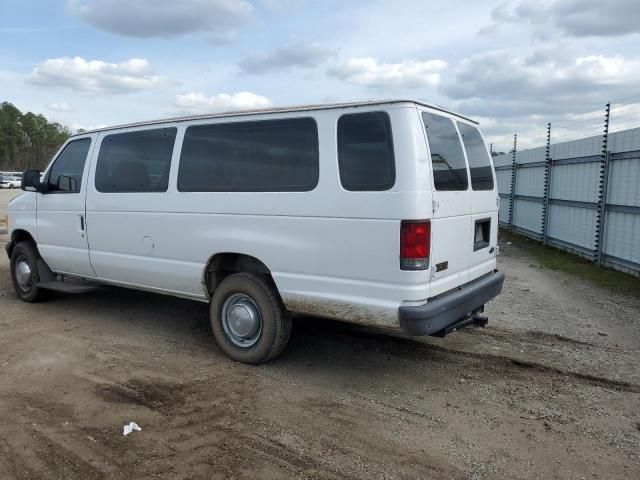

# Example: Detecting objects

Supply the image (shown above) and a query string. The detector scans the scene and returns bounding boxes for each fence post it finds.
[542,123,552,245]
[508,134,518,231]
[595,103,611,265]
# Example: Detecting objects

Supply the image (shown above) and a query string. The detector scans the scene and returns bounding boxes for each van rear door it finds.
[457,122,499,282]
[420,111,472,297]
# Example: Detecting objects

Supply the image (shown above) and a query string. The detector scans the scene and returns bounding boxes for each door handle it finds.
[78,214,85,232]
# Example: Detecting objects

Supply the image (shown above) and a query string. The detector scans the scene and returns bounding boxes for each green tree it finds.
[0,102,70,171]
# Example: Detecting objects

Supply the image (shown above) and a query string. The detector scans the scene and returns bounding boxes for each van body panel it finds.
[85,107,435,314]
[84,124,186,290]
[36,134,97,277]
[6,192,37,240]
[468,211,499,282]
[465,127,500,281]
[416,108,473,297]
[7,99,502,336]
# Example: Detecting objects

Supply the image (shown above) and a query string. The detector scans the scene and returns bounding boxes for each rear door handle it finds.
[78,214,85,232]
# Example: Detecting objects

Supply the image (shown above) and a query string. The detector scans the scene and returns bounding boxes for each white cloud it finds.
[444,51,640,113]
[239,43,334,74]
[171,91,273,115]
[47,102,74,112]
[67,0,253,41]
[328,57,447,89]
[28,57,168,94]
[488,0,640,38]
[443,46,640,151]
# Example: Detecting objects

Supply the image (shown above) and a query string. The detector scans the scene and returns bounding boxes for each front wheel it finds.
[10,241,46,302]
[210,272,291,364]
[8,184,14,189]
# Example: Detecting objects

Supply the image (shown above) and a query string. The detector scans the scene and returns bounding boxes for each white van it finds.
[6,100,504,364]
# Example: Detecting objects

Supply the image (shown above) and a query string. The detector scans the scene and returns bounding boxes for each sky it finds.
[1,0,639,152]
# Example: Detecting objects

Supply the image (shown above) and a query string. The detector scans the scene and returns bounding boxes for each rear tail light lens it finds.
[400,220,430,270]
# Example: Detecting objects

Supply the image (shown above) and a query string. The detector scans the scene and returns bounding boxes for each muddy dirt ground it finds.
[0,189,639,479]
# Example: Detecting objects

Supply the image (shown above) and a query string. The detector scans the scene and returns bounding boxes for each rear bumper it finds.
[399,270,505,336]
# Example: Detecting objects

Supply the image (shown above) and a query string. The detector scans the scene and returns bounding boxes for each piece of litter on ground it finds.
[1,362,8,366]
[506,241,512,245]
[123,421,142,436]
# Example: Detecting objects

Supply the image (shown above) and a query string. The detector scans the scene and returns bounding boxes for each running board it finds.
[37,281,98,294]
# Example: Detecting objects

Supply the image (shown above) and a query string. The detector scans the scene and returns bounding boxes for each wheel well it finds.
[8,229,37,256]
[204,253,275,296]
[11,229,34,243]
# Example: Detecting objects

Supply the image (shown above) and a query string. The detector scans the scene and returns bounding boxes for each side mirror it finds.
[22,170,43,193]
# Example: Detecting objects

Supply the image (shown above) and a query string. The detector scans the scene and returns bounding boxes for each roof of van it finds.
[72,99,478,136]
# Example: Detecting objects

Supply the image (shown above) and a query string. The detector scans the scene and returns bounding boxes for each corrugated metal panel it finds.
[550,135,601,159]
[607,156,640,207]
[493,153,512,167]
[496,168,512,195]
[513,199,543,234]
[493,126,639,275]
[548,204,597,250]
[550,162,600,203]
[515,165,545,197]
[516,146,546,164]
[608,127,640,153]
[602,211,640,264]
[499,197,511,224]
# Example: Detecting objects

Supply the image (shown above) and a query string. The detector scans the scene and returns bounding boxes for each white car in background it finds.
[1,175,22,189]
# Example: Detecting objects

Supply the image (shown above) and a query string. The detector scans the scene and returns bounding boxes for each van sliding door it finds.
[84,127,203,296]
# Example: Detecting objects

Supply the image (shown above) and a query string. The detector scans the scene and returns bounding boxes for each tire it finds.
[8,184,14,189]
[10,241,46,302]
[210,272,291,364]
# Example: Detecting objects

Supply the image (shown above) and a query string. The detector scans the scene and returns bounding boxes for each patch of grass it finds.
[501,231,640,298]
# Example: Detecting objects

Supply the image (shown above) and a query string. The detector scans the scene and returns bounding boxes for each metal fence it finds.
[494,124,640,276]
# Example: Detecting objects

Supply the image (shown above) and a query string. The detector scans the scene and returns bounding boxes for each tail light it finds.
[400,220,430,270]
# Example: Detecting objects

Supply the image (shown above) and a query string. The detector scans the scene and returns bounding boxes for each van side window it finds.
[422,112,468,191]
[178,118,319,192]
[337,112,395,191]
[95,128,177,193]
[457,122,494,190]
[46,138,91,193]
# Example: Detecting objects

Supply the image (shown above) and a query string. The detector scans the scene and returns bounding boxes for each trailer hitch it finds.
[433,312,488,338]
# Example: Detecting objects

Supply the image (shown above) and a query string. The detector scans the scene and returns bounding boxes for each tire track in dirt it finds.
[424,342,640,393]
[308,320,640,393]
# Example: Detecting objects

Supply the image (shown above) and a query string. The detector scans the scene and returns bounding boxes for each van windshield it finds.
[457,122,494,190]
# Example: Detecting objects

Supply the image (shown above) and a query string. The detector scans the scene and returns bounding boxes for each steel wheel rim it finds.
[221,293,263,348]
[15,255,33,290]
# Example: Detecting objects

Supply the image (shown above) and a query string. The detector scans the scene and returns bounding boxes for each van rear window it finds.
[422,112,468,191]
[337,112,395,191]
[178,118,319,192]
[95,128,176,193]
[457,122,494,191]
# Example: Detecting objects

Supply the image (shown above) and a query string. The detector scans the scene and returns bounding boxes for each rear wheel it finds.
[210,272,291,364]
[10,242,46,302]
